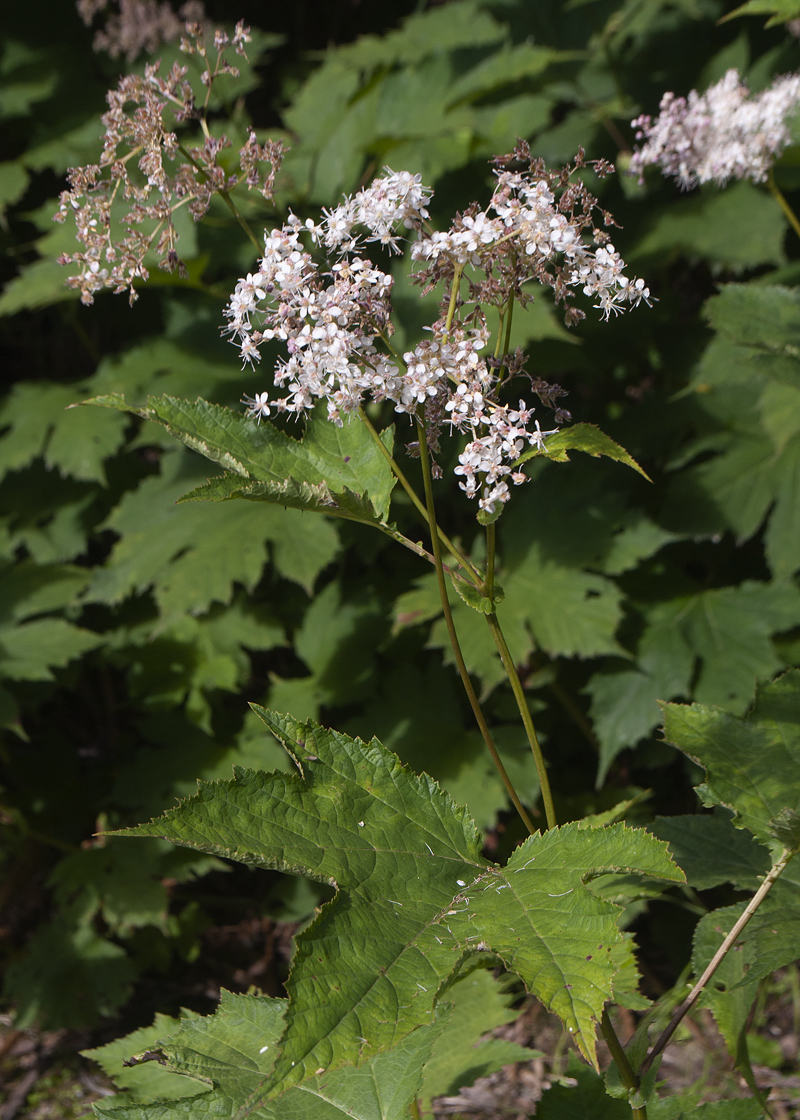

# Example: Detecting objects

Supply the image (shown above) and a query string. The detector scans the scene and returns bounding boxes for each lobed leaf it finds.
[118,711,682,1088]
[661,670,800,850]
[87,395,396,526]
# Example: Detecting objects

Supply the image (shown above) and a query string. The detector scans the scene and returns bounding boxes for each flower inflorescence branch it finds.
[54,16,283,305]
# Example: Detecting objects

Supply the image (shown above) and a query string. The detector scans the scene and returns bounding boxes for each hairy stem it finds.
[416,418,536,835]
[768,170,800,245]
[484,613,557,830]
[601,1009,647,1120]
[359,408,481,584]
[640,845,797,1076]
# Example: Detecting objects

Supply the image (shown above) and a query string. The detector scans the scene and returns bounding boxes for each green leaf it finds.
[418,966,539,1108]
[83,1012,208,1102]
[720,0,800,28]
[660,670,800,850]
[768,806,800,850]
[449,570,504,613]
[667,581,800,713]
[648,1095,765,1118]
[0,559,90,622]
[649,814,770,891]
[86,448,339,614]
[88,395,396,525]
[0,617,102,681]
[537,1054,630,1118]
[0,381,127,481]
[95,1016,445,1120]
[0,159,29,211]
[632,182,787,271]
[502,554,624,660]
[692,903,763,1058]
[586,600,695,786]
[705,284,800,356]
[157,989,286,1101]
[118,711,682,1081]
[521,422,650,480]
[3,903,135,1029]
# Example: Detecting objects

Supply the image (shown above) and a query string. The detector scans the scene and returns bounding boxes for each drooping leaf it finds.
[660,670,800,850]
[87,395,396,526]
[118,711,682,1084]
[524,422,650,481]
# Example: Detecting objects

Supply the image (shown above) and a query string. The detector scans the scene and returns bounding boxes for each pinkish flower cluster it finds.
[631,68,800,189]
[54,19,283,305]
[77,0,206,61]
[227,155,649,515]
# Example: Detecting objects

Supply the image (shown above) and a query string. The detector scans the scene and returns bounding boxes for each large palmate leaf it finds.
[94,999,445,1120]
[586,581,800,784]
[661,670,800,851]
[87,447,339,614]
[88,395,396,527]
[119,710,682,1092]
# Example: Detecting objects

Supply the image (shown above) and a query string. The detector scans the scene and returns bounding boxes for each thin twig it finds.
[640,846,796,1077]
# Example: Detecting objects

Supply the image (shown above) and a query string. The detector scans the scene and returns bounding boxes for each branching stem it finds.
[640,845,796,1076]
[176,142,262,253]
[416,418,536,835]
[358,408,481,584]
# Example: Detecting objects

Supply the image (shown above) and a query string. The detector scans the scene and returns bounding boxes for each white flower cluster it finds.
[225,162,648,514]
[630,68,800,188]
[411,173,651,320]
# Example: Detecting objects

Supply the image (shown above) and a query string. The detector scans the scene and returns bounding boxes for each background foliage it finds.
[1,0,800,1113]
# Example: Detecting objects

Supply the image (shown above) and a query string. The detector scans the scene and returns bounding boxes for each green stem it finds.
[219,187,263,254]
[601,1009,647,1120]
[484,613,557,831]
[358,408,481,585]
[443,263,464,335]
[501,290,514,374]
[485,521,496,602]
[768,170,800,246]
[177,142,262,254]
[640,845,796,1076]
[416,418,536,835]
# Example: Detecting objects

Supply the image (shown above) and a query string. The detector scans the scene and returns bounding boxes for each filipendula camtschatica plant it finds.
[60,18,800,1118]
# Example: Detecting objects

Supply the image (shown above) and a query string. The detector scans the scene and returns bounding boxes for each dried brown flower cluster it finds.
[55,18,284,305]
[77,0,206,62]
